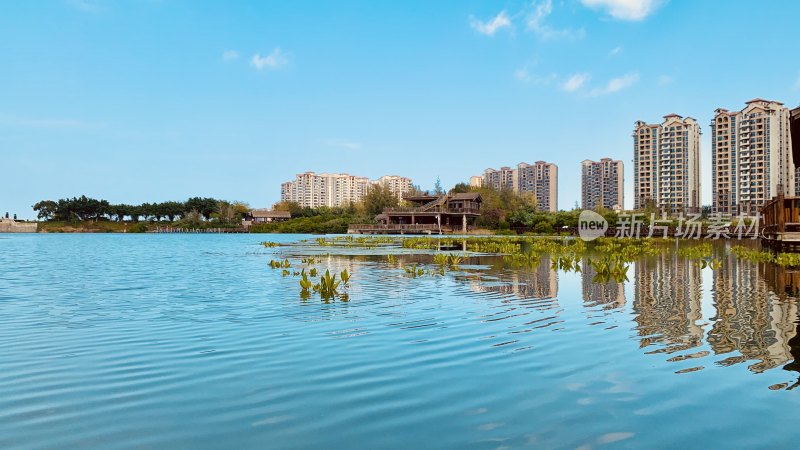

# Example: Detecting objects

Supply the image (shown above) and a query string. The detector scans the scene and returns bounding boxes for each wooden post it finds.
[778,192,786,234]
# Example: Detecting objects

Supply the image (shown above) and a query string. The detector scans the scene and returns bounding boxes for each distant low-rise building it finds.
[242,210,292,229]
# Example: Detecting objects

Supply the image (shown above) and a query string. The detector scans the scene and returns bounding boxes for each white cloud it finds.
[469,11,512,36]
[251,48,289,70]
[580,0,663,21]
[609,46,623,56]
[321,139,361,151]
[658,74,674,86]
[514,67,557,85]
[222,50,239,61]
[527,0,585,40]
[589,72,639,96]
[562,73,590,92]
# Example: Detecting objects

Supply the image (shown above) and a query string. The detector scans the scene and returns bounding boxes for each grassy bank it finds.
[38,221,148,233]
[37,221,243,233]
[249,215,354,234]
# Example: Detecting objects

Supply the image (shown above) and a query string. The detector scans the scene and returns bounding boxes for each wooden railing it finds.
[384,207,480,215]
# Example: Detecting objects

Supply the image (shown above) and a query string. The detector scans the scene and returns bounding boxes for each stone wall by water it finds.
[0,219,38,233]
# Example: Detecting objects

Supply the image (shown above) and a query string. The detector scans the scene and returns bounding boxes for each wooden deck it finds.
[760,194,800,250]
[347,224,442,235]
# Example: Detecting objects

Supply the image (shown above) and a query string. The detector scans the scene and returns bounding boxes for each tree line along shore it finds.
[30,183,732,234]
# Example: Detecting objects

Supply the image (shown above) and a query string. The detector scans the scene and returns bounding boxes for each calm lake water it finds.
[2,233,800,449]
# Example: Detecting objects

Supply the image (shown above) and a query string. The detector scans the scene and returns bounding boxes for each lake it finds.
[1,233,799,449]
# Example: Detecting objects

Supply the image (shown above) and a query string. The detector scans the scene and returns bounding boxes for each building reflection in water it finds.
[632,252,704,353]
[708,254,799,373]
[468,254,558,301]
[580,257,625,309]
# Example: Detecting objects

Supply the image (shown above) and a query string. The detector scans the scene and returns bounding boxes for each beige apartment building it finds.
[469,175,484,188]
[711,99,794,216]
[483,166,516,191]
[482,161,558,212]
[633,114,701,214]
[281,172,413,208]
[581,158,624,211]
[373,175,414,202]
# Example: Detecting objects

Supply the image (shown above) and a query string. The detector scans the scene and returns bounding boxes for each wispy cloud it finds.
[580,0,664,21]
[562,73,590,92]
[526,0,585,41]
[320,139,362,151]
[793,74,800,90]
[222,50,239,61]
[589,72,639,96]
[658,74,674,86]
[66,0,102,13]
[514,67,557,85]
[469,11,512,36]
[609,46,623,56]
[251,48,289,70]
[0,114,105,130]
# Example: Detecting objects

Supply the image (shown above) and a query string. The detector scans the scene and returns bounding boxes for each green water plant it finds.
[341,269,351,285]
[262,241,279,248]
[447,254,463,267]
[776,253,800,268]
[731,246,774,263]
[319,270,342,300]
[299,269,313,294]
[433,253,448,266]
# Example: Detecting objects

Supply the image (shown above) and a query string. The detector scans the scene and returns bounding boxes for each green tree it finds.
[433,177,444,196]
[360,184,399,217]
[32,200,58,221]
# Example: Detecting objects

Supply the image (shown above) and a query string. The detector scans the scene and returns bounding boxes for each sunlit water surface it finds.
[2,234,800,449]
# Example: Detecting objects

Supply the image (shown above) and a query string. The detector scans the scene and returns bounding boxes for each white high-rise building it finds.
[633,114,701,214]
[280,172,413,208]
[373,175,413,201]
[711,99,794,216]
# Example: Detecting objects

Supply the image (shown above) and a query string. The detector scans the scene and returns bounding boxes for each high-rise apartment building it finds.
[516,161,558,212]
[373,175,413,202]
[581,158,624,211]
[469,175,484,188]
[280,172,413,208]
[633,114,701,214]
[483,166,515,191]
[711,99,794,216]
[483,161,558,212]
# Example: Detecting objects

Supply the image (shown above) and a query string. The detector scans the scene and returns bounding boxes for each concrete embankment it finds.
[0,219,38,233]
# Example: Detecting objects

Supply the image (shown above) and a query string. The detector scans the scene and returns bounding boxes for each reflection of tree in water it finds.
[708,254,798,374]
[581,257,625,310]
[632,253,703,353]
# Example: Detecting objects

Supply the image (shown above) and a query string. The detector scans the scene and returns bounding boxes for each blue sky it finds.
[2,0,800,218]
